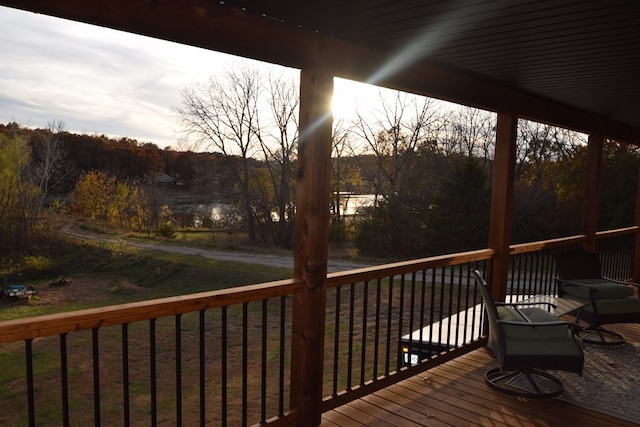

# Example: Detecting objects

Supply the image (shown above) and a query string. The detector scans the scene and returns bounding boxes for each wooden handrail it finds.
[325,249,495,287]
[596,226,640,239]
[0,278,304,343]
[508,227,640,256]
[509,235,586,255]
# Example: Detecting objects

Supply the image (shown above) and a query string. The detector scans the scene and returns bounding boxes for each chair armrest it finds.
[556,278,598,297]
[604,277,640,289]
[508,301,558,310]
[498,319,572,327]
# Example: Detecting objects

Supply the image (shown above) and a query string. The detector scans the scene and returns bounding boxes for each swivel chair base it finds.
[578,326,625,345]
[484,367,563,399]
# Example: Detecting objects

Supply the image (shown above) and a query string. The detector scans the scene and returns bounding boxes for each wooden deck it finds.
[322,323,640,427]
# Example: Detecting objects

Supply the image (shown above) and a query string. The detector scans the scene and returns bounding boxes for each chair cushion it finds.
[561,279,634,300]
[497,306,569,340]
[582,297,640,315]
[506,335,583,356]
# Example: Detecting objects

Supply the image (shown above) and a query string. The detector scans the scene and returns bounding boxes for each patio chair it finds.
[553,248,640,345]
[472,270,584,398]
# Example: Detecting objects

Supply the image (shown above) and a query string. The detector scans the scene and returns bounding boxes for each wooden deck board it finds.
[322,323,640,426]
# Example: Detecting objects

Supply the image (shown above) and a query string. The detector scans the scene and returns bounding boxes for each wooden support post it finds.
[488,112,517,302]
[290,68,333,426]
[581,133,604,251]
[633,162,640,283]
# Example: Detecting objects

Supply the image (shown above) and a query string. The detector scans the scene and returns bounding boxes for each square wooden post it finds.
[633,161,640,282]
[488,112,517,302]
[581,133,603,251]
[290,68,333,426]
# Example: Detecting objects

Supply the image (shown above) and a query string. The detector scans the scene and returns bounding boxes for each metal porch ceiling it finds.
[225,0,640,135]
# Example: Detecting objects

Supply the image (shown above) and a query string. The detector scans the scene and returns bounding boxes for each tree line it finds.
[1,64,639,263]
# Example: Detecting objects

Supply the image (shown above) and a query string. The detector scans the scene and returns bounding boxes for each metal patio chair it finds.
[554,248,640,345]
[472,270,584,398]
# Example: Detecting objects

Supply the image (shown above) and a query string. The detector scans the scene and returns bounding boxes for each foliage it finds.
[425,156,491,255]
[599,141,640,230]
[156,222,177,239]
[71,170,169,234]
[355,192,429,259]
[0,133,46,255]
[174,66,299,247]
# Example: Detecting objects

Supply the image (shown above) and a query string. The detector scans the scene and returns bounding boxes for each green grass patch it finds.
[0,238,292,321]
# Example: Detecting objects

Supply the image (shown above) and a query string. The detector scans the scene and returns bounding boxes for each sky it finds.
[0,5,379,150]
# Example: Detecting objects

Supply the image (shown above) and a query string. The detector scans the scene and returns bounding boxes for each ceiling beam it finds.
[2,0,639,143]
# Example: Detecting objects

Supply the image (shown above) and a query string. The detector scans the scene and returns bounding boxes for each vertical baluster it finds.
[454,264,463,348]
[150,319,157,427]
[199,310,205,427]
[175,314,182,426]
[278,296,286,416]
[373,278,382,378]
[446,266,455,349]
[438,268,445,349]
[385,276,393,374]
[407,273,416,365]
[397,274,405,369]
[242,302,248,427]
[346,283,355,390]
[122,325,130,427]
[418,270,427,360]
[92,328,101,427]
[332,285,341,396]
[428,269,436,355]
[26,338,35,427]
[221,307,227,426]
[360,280,368,383]
[60,333,70,427]
[261,299,268,424]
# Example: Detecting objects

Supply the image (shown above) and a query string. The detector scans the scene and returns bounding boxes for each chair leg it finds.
[484,367,564,399]
[578,326,625,345]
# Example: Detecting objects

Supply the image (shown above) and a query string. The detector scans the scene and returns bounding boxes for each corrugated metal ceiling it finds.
[225,0,640,132]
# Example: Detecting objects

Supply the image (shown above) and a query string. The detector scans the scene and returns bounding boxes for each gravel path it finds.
[62,229,369,273]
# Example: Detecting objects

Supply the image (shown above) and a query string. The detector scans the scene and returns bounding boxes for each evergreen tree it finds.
[425,156,490,255]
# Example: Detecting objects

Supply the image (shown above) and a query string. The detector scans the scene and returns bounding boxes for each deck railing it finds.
[0,227,637,426]
[0,280,302,427]
[321,250,493,411]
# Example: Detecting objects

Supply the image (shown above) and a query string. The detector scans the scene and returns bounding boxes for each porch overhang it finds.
[1,0,639,143]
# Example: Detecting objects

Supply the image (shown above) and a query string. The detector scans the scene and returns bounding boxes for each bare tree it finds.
[254,71,300,248]
[352,91,441,198]
[443,106,496,161]
[516,120,586,177]
[330,118,358,245]
[174,65,262,243]
[31,120,73,195]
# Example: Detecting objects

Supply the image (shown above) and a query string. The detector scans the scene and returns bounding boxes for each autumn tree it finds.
[72,170,169,234]
[0,133,44,253]
[72,170,115,221]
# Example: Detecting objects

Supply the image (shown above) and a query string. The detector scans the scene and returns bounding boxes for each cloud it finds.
[0,5,269,148]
